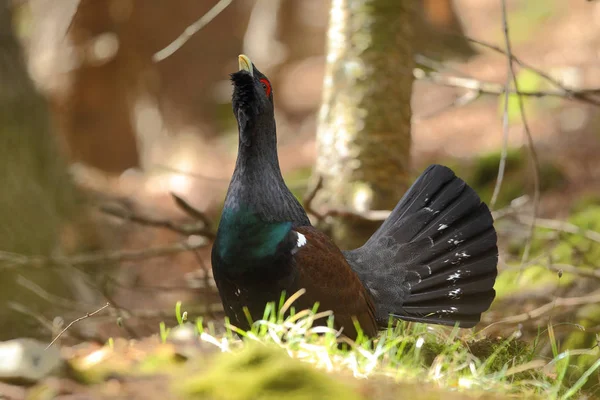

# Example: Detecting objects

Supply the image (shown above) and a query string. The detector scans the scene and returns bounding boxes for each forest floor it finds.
[1,311,579,400]
[3,0,600,399]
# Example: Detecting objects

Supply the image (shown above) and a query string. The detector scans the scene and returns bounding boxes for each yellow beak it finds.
[238,54,253,76]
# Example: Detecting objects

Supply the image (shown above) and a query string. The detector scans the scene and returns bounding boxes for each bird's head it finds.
[230,54,275,147]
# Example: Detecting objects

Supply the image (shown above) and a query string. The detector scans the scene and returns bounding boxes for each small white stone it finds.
[0,339,62,382]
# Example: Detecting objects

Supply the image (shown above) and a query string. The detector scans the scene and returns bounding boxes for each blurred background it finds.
[1,0,600,379]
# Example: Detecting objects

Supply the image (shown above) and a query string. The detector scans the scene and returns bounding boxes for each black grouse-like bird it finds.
[211,55,498,339]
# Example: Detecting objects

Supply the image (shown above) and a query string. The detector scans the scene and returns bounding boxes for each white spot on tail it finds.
[440,307,458,314]
[447,238,464,245]
[449,288,462,299]
[438,224,448,231]
[455,251,470,258]
[296,232,307,248]
[447,271,462,282]
[424,207,434,212]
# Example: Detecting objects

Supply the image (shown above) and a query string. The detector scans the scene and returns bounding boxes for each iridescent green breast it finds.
[214,207,293,268]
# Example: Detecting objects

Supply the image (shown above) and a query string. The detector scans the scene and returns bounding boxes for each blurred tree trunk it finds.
[311,1,415,249]
[0,1,92,339]
[416,0,477,62]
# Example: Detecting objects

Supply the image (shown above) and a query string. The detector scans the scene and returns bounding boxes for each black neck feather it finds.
[225,72,310,226]
[224,127,310,226]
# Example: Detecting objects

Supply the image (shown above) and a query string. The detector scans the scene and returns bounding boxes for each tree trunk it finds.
[311,0,415,250]
[0,1,91,339]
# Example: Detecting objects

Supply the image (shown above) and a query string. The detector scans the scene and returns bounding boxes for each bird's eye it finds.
[259,78,272,97]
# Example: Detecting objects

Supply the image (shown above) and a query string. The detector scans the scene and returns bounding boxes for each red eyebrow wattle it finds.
[260,78,272,97]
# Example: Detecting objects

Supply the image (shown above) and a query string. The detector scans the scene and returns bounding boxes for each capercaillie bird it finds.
[211,55,498,339]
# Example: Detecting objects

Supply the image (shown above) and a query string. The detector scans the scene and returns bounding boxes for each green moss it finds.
[568,206,600,230]
[495,205,600,393]
[538,162,567,191]
[469,337,533,377]
[503,205,600,273]
[179,344,363,400]
[471,148,524,189]
[495,265,562,299]
[571,194,600,214]
[446,149,565,208]
[546,206,600,268]
[558,303,600,393]
[562,303,600,358]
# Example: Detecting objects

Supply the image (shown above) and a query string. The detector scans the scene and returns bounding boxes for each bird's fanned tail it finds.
[344,164,498,328]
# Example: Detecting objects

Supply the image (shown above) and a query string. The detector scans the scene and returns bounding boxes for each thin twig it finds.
[171,193,213,230]
[101,204,214,239]
[461,35,600,107]
[153,0,233,62]
[0,238,209,270]
[498,0,541,267]
[303,175,393,223]
[489,0,512,210]
[16,275,98,312]
[303,175,324,221]
[548,263,600,281]
[8,302,57,335]
[46,302,111,349]
[418,72,600,101]
[515,216,600,244]
[152,163,229,183]
[481,290,600,330]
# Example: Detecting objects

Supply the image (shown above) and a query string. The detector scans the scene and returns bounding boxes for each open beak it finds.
[238,54,253,76]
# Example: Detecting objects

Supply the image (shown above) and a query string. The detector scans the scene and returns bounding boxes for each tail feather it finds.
[405,275,497,304]
[344,165,498,328]
[411,248,497,293]
[401,291,496,315]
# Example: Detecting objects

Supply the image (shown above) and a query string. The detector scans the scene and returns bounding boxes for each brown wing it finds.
[292,226,378,339]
